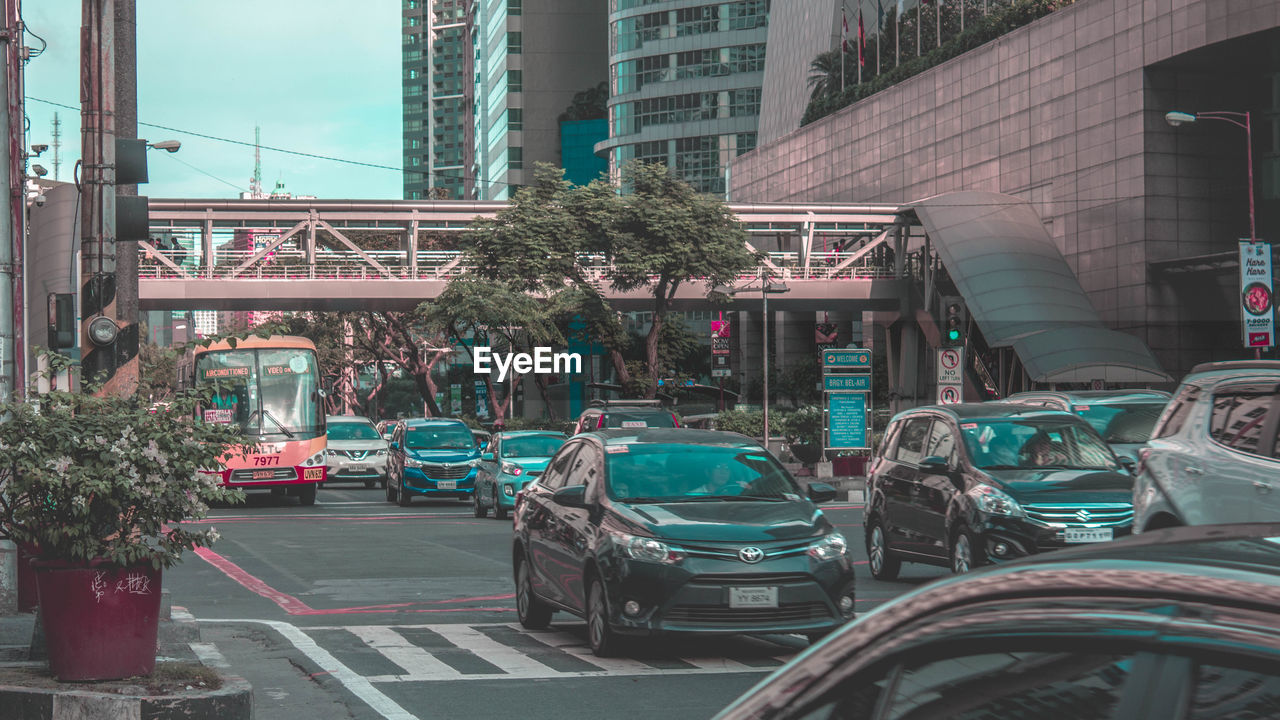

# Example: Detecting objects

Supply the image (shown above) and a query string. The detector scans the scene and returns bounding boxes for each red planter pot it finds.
[32,560,162,681]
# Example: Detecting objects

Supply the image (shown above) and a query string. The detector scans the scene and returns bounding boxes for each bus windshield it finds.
[196,348,322,438]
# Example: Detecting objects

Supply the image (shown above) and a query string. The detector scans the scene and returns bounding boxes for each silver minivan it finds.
[325,415,390,489]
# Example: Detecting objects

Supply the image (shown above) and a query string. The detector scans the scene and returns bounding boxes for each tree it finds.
[422,277,562,425]
[607,160,757,398]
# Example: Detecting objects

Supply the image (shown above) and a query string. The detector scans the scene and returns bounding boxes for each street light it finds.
[147,140,181,153]
[717,277,791,450]
[1164,110,1256,242]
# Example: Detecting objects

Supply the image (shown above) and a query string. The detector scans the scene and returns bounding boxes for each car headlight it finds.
[501,462,524,477]
[405,457,423,468]
[609,531,684,565]
[968,484,1023,516]
[374,449,387,456]
[807,532,848,561]
[302,452,325,467]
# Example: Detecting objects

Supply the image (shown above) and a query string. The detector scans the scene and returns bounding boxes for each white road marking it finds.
[202,618,422,720]
[346,625,463,681]
[427,624,558,676]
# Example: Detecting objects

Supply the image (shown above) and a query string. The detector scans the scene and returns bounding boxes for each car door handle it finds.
[1255,481,1273,494]
[1185,466,1204,476]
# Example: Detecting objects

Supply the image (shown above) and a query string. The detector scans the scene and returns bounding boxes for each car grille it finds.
[664,601,832,625]
[680,541,812,561]
[230,468,296,483]
[420,463,470,480]
[334,449,376,461]
[1024,503,1134,527]
[686,573,812,586]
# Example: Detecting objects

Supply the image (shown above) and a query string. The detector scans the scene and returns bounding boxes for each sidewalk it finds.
[0,592,252,720]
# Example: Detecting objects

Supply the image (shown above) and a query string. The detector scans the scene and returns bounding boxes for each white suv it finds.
[325,415,390,489]
[1133,361,1280,531]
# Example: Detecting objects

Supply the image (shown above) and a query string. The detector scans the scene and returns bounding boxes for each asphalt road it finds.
[165,483,951,720]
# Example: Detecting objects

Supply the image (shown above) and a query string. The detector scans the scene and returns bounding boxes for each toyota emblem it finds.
[738,546,765,564]
[1076,509,1092,522]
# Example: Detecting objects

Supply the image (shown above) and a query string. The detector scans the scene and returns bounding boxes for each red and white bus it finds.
[189,335,327,504]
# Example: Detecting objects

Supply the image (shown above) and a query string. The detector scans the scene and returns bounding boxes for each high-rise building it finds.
[402,0,607,201]
[598,0,771,197]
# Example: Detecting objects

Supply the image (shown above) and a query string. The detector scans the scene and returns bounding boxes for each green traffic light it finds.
[947,329,961,341]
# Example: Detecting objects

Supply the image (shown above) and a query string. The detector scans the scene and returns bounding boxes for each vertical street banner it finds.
[710,320,731,377]
[475,380,490,418]
[1240,241,1274,349]
[936,346,964,404]
[450,384,462,415]
[815,322,838,354]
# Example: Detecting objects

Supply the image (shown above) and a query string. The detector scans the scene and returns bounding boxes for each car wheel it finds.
[298,483,317,507]
[385,478,396,502]
[950,527,984,574]
[866,517,902,581]
[473,490,488,518]
[397,481,412,507]
[587,579,621,657]
[494,504,509,521]
[515,556,552,630]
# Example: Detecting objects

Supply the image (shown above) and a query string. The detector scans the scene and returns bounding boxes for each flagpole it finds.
[916,0,921,56]
[936,0,941,48]
[895,1,899,66]
[857,8,863,85]
[876,0,882,76]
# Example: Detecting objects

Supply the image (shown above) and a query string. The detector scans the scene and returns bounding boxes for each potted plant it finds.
[0,352,247,681]
[781,406,825,465]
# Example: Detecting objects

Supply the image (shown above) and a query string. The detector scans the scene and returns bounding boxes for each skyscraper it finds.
[403,0,470,199]
[598,1,770,197]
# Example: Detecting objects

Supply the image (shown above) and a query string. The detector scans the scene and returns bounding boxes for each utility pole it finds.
[51,113,60,180]
[112,0,139,396]
[79,0,120,393]
[1,0,24,402]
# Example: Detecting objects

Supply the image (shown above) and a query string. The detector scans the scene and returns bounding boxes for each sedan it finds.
[715,523,1280,720]
[512,428,854,657]
[473,431,567,520]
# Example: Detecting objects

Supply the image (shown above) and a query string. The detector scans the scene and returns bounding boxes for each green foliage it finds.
[714,409,764,439]
[558,81,609,122]
[500,416,575,434]
[803,0,1076,126]
[0,352,248,569]
[779,406,825,447]
[776,356,821,406]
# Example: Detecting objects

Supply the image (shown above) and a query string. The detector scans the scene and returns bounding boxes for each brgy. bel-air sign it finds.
[1240,241,1275,349]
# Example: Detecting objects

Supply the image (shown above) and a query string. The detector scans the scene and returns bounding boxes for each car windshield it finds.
[605,444,802,502]
[327,422,381,441]
[604,410,677,428]
[405,425,475,450]
[960,419,1121,471]
[502,435,565,458]
[1073,402,1167,443]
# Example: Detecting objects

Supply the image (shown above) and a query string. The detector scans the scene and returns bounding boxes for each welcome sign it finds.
[1240,241,1274,349]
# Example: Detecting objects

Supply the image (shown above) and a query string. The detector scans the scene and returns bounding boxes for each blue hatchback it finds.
[387,418,481,506]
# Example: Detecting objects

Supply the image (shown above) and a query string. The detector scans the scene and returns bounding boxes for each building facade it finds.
[403,0,471,200]
[734,0,1280,380]
[598,0,771,196]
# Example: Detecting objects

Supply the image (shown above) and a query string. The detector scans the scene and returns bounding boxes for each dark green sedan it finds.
[473,431,567,520]
[512,428,856,657]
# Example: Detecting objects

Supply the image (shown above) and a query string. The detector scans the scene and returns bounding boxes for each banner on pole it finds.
[1240,240,1274,349]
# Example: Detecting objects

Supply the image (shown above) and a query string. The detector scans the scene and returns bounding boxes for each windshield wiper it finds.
[249,409,294,438]
[682,494,786,502]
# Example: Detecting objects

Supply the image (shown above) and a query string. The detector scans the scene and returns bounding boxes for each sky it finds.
[21,1,403,200]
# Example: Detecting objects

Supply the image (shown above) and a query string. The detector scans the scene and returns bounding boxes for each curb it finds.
[0,670,252,720]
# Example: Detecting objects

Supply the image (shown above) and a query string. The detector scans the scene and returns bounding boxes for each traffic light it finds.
[941,296,967,346]
[47,293,75,349]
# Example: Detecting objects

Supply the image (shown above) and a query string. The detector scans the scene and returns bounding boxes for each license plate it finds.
[253,470,272,480]
[1064,528,1113,543]
[620,421,647,428]
[729,586,777,608]
[437,480,457,490]
[348,465,366,472]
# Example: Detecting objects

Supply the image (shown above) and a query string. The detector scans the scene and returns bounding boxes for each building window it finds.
[509,146,523,170]
[675,4,719,37]
[507,31,522,54]
[508,108,523,131]
[727,0,769,31]
[507,0,521,15]
[735,132,757,156]
[728,88,761,118]
[728,44,766,73]
[508,69,522,92]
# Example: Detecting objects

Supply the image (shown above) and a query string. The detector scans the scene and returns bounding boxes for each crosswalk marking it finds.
[312,623,799,683]
[346,625,463,681]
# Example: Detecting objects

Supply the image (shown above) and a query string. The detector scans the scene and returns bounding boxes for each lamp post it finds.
[716,277,790,449]
[1164,110,1255,242]
[1166,110,1262,356]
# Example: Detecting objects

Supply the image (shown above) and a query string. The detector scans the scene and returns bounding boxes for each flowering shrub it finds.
[0,353,248,569]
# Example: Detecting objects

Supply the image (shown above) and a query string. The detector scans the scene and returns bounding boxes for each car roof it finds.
[1184,360,1280,385]
[890,402,1085,421]
[1005,389,1171,402]
[496,430,566,438]
[402,418,472,428]
[586,428,758,447]
[326,415,374,423]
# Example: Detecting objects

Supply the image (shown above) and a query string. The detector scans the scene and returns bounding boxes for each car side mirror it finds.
[919,455,951,474]
[553,485,588,508]
[807,482,838,504]
[482,452,494,462]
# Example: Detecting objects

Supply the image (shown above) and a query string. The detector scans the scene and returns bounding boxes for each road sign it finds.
[822,349,871,368]
[936,346,964,404]
[711,354,731,377]
[711,368,731,378]
[823,374,871,391]
[827,392,869,450]
[711,336,730,355]
[938,385,961,405]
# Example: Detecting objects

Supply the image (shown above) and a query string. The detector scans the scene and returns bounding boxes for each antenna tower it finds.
[250,125,263,197]
[50,113,61,180]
